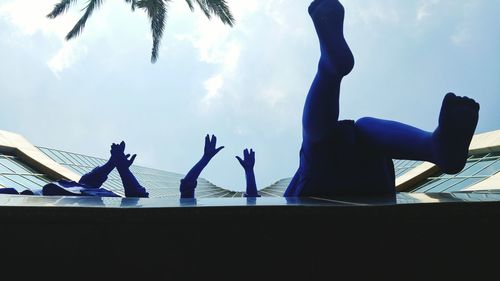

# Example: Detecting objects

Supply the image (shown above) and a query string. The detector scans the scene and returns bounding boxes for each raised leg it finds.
[355,93,480,174]
[303,0,354,143]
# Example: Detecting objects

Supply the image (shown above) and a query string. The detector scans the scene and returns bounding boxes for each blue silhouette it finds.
[236,148,260,197]
[285,0,479,197]
[180,134,224,198]
[0,141,149,198]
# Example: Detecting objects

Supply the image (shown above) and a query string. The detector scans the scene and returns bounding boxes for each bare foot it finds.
[309,0,354,77]
[432,92,480,174]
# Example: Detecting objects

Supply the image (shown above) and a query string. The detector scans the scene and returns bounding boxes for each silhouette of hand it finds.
[111,141,137,169]
[110,141,126,160]
[236,148,255,171]
[119,153,137,169]
[202,134,224,161]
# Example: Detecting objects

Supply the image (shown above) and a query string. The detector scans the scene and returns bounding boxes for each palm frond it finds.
[124,0,138,11]
[66,0,104,40]
[47,0,79,19]
[194,0,234,27]
[185,0,195,11]
[47,0,234,63]
[137,0,168,63]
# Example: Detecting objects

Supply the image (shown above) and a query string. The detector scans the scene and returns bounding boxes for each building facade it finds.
[0,129,499,197]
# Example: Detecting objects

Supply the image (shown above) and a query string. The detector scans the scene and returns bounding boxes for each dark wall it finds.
[1,203,499,280]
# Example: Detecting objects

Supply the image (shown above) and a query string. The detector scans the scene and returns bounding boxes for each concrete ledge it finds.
[0,195,499,279]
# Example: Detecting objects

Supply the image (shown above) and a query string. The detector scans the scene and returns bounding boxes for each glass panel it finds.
[429,178,465,193]
[0,157,31,173]
[393,160,404,168]
[4,175,42,188]
[412,178,443,192]
[73,154,94,167]
[476,159,500,176]
[0,175,29,190]
[84,157,100,166]
[62,153,81,165]
[51,150,72,164]
[445,177,485,192]
[0,158,15,173]
[24,175,50,186]
[459,159,496,176]
[39,148,64,163]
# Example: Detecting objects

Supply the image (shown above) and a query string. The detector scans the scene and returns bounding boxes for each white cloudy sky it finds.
[0,0,499,191]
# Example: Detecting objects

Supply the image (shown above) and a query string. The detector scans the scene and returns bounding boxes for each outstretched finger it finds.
[215,146,225,154]
[129,154,137,165]
[236,156,244,166]
[205,134,210,146]
[212,135,217,145]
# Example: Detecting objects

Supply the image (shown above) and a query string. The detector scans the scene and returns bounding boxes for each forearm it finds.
[99,159,115,175]
[180,178,197,199]
[183,157,209,182]
[78,159,115,187]
[117,166,149,198]
[244,169,259,197]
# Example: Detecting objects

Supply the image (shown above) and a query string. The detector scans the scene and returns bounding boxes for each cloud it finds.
[450,26,471,45]
[416,0,441,22]
[0,0,86,75]
[259,86,286,109]
[345,1,401,27]
[174,1,248,110]
[202,74,224,106]
[47,41,88,77]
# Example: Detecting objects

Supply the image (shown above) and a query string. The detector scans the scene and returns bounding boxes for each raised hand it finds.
[121,153,137,168]
[236,148,255,171]
[202,134,224,161]
[236,148,259,197]
[110,141,126,161]
[110,141,136,169]
[181,134,224,199]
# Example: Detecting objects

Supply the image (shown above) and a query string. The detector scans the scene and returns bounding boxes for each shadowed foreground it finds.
[0,193,499,280]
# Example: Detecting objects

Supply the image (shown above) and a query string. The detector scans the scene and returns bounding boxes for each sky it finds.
[0,0,499,192]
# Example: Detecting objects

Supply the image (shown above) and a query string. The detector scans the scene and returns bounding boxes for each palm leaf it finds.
[47,0,79,19]
[66,0,104,40]
[136,0,168,63]
[124,0,138,11]
[193,0,234,26]
[47,0,234,63]
[185,0,195,11]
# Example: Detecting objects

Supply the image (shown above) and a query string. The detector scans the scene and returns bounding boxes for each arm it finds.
[181,134,224,198]
[78,155,116,188]
[112,141,149,198]
[236,148,260,197]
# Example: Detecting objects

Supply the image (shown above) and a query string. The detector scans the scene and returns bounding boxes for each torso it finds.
[285,120,395,197]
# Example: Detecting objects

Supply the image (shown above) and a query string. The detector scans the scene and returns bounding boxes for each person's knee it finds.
[355,117,376,129]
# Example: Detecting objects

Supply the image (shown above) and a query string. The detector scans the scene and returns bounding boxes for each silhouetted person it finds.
[180,134,224,198]
[0,141,149,198]
[236,148,260,197]
[285,0,479,198]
